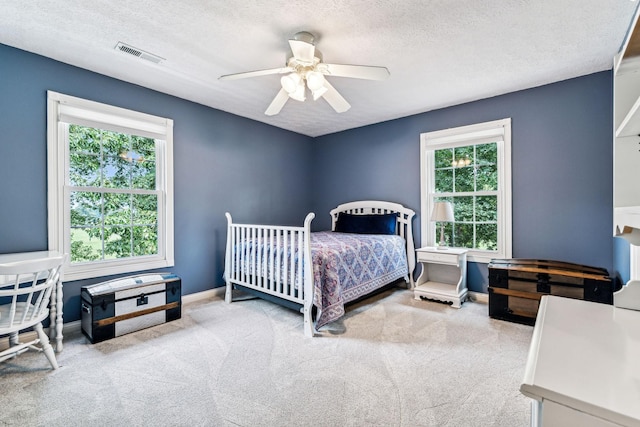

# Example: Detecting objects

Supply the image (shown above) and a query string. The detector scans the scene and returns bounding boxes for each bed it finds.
[224,200,415,337]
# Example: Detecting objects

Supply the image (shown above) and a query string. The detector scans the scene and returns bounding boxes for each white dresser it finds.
[520,295,640,427]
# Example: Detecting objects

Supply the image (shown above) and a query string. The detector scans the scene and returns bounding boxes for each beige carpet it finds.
[0,288,533,426]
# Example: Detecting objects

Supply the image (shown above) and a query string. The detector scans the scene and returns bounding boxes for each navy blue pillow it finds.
[335,213,397,235]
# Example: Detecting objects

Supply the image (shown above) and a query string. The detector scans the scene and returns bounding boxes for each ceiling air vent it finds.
[115,42,164,64]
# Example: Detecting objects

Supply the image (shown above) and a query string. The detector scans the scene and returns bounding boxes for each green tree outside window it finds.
[433,143,498,250]
[68,125,158,263]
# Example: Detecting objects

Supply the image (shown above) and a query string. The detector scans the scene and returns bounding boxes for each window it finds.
[47,91,174,281]
[420,118,512,262]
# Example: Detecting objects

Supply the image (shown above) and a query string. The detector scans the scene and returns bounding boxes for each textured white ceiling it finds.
[1,1,638,137]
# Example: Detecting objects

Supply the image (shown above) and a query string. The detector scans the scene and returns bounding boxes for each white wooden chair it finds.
[0,255,65,370]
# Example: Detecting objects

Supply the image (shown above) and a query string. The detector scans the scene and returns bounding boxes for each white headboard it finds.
[329,200,416,282]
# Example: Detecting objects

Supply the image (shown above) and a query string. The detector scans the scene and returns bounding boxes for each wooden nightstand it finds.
[414,247,468,308]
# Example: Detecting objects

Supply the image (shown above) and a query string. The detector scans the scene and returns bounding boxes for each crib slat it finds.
[283,230,288,292]
[255,227,260,287]
[254,227,259,288]
[276,229,282,293]
[240,226,246,284]
[268,228,274,292]
[247,226,251,285]
[297,229,303,299]
[289,230,295,297]
[262,228,268,288]
[251,227,256,286]
[235,225,239,282]
[257,227,263,289]
[230,226,236,282]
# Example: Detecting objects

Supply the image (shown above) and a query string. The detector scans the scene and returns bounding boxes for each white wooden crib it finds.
[224,200,415,337]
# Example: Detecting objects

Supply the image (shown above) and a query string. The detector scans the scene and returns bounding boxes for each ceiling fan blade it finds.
[319,63,390,80]
[321,80,350,113]
[219,67,293,81]
[265,88,289,116]
[288,39,315,64]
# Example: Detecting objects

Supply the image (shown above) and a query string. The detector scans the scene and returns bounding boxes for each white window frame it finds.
[47,91,174,281]
[631,246,640,280]
[420,118,512,263]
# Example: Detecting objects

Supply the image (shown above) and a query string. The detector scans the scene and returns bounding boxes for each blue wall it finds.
[0,44,314,321]
[613,237,630,284]
[311,72,615,292]
[1,43,619,318]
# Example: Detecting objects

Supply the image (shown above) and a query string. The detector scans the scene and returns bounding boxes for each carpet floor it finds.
[0,287,533,426]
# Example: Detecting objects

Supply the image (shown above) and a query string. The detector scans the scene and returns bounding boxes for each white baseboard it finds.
[182,287,225,304]
[64,320,82,335]
[468,291,488,304]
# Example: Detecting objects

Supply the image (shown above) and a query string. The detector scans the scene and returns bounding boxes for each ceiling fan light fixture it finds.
[288,84,306,102]
[281,73,301,93]
[306,71,327,100]
[306,71,324,90]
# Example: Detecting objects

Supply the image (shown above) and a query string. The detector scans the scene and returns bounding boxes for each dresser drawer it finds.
[417,251,459,265]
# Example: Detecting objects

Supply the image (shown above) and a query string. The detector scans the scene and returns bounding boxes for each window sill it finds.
[63,257,175,282]
[466,252,506,264]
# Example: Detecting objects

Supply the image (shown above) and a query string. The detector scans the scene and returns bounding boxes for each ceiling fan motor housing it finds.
[292,31,315,45]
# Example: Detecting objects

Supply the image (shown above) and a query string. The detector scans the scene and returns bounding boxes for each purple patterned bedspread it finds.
[311,231,408,328]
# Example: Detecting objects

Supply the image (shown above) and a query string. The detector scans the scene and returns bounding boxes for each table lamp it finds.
[431,201,454,249]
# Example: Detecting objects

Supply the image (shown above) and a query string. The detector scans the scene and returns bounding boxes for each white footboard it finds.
[224,212,316,337]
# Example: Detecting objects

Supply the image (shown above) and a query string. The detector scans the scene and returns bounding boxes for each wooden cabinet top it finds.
[488,258,610,282]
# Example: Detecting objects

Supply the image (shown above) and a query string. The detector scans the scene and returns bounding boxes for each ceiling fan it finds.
[219,31,390,116]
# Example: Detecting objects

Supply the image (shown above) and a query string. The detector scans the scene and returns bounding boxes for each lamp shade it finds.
[431,201,454,222]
